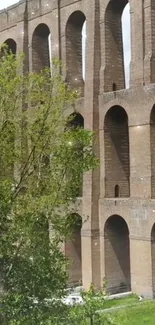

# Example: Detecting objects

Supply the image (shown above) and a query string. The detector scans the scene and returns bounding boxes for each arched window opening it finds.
[40,154,50,185]
[104,1,131,92]
[112,83,117,91]
[66,11,86,96]
[150,105,155,198]
[104,106,130,197]
[115,185,120,198]
[48,34,52,71]
[66,113,84,197]
[151,224,155,298]
[104,215,131,294]
[31,215,50,266]
[65,213,82,286]
[82,21,86,81]
[66,112,84,129]
[32,24,51,73]
[0,121,15,179]
[1,39,17,56]
[122,4,131,89]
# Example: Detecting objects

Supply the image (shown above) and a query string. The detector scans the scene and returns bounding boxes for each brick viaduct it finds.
[1,0,155,298]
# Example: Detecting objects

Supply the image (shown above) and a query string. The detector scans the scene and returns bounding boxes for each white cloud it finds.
[122,4,131,87]
[0,0,19,10]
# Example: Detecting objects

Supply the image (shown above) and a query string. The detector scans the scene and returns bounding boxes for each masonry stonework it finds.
[1,0,155,298]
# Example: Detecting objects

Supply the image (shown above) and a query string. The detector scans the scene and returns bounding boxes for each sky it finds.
[0,0,131,86]
[0,0,19,9]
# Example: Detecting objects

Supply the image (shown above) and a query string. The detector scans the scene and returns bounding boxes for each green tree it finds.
[66,284,115,325]
[0,48,97,324]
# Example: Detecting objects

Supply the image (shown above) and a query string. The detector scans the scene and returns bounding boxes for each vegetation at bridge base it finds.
[0,46,98,325]
[64,283,116,325]
[56,289,155,325]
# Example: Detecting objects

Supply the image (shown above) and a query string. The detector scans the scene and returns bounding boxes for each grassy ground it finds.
[106,300,155,324]
[104,294,139,309]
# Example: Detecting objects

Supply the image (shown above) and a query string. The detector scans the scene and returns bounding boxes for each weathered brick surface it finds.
[1,0,155,298]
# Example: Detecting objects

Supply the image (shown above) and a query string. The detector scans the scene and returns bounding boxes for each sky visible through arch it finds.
[0,0,131,87]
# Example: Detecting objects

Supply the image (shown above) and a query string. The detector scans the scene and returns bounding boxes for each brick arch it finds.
[66,10,86,96]
[66,112,84,129]
[1,38,17,55]
[100,98,131,129]
[32,23,50,73]
[104,0,131,92]
[104,105,130,197]
[104,214,131,294]
[65,213,82,286]
[150,104,155,198]
[151,224,155,297]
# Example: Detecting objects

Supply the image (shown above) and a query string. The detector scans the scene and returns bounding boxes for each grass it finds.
[68,294,155,325]
[103,294,139,309]
[106,300,155,324]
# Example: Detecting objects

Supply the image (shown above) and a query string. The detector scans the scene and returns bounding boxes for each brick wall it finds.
[150,105,155,198]
[151,224,155,298]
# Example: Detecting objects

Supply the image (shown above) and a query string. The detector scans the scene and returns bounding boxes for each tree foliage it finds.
[0,48,97,324]
[60,284,115,325]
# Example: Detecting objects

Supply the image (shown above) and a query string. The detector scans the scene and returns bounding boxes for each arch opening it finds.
[150,105,155,198]
[66,113,84,197]
[0,121,15,179]
[82,21,86,81]
[112,83,117,92]
[65,213,82,286]
[122,3,131,89]
[104,215,131,294]
[66,11,86,96]
[66,112,84,129]
[115,185,120,198]
[1,39,17,56]
[32,24,51,73]
[104,106,130,197]
[33,214,50,249]
[104,1,131,92]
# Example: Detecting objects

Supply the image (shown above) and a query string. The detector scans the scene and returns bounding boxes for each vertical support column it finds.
[18,1,29,74]
[82,0,101,289]
[144,0,155,84]
[130,124,151,198]
[15,0,29,73]
[130,237,153,298]
[130,0,144,87]
[14,1,29,178]
[52,7,61,60]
